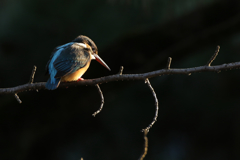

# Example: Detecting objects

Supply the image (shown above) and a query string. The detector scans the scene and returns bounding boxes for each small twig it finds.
[166,57,172,69]
[29,65,37,84]
[206,45,220,66]
[29,65,38,92]
[92,84,104,117]
[138,129,149,160]
[14,93,22,104]
[118,66,124,75]
[142,79,159,132]
[14,65,37,104]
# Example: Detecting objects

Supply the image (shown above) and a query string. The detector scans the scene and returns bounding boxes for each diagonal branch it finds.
[206,45,220,66]
[14,93,22,104]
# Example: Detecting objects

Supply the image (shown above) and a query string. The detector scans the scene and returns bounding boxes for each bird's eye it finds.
[84,47,91,51]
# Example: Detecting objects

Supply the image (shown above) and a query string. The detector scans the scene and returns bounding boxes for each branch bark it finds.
[92,84,105,117]
[142,78,159,132]
[139,129,148,160]
[0,61,239,94]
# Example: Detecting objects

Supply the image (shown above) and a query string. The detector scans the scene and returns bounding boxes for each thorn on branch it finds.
[166,57,172,69]
[29,65,37,84]
[14,93,22,104]
[92,84,105,117]
[138,129,149,160]
[206,45,220,66]
[118,66,124,75]
[143,79,159,132]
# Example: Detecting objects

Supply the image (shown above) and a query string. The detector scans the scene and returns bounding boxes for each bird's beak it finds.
[93,54,111,71]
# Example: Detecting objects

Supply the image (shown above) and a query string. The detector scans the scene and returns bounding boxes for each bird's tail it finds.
[45,78,61,90]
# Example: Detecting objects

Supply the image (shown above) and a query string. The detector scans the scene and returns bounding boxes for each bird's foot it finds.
[77,78,84,82]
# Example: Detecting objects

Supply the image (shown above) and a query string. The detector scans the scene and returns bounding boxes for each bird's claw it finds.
[77,78,84,82]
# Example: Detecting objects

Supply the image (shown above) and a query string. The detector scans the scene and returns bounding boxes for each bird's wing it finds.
[53,43,90,78]
[45,42,74,75]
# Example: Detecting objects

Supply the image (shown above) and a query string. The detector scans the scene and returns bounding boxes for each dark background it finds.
[1,0,240,160]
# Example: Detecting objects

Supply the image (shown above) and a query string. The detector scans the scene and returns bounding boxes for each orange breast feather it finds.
[61,60,91,82]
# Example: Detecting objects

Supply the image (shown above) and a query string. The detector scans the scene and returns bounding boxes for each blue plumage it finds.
[45,78,61,90]
[45,43,73,90]
[45,41,90,90]
[45,35,110,90]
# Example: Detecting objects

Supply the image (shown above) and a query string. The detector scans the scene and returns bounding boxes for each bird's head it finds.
[73,35,111,71]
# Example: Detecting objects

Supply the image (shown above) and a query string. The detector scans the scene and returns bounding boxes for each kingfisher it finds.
[45,35,111,90]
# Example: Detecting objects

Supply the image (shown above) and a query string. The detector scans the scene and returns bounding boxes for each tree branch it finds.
[118,66,124,75]
[142,78,159,132]
[1,61,239,94]
[29,65,37,84]
[92,84,105,117]
[138,78,158,160]
[1,46,238,160]
[206,45,220,66]
[14,93,22,104]
[138,129,148,160]
[166,57,172,69]
[0,46,239,95]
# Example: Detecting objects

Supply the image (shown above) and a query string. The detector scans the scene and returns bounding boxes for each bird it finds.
[45,35,111,90]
